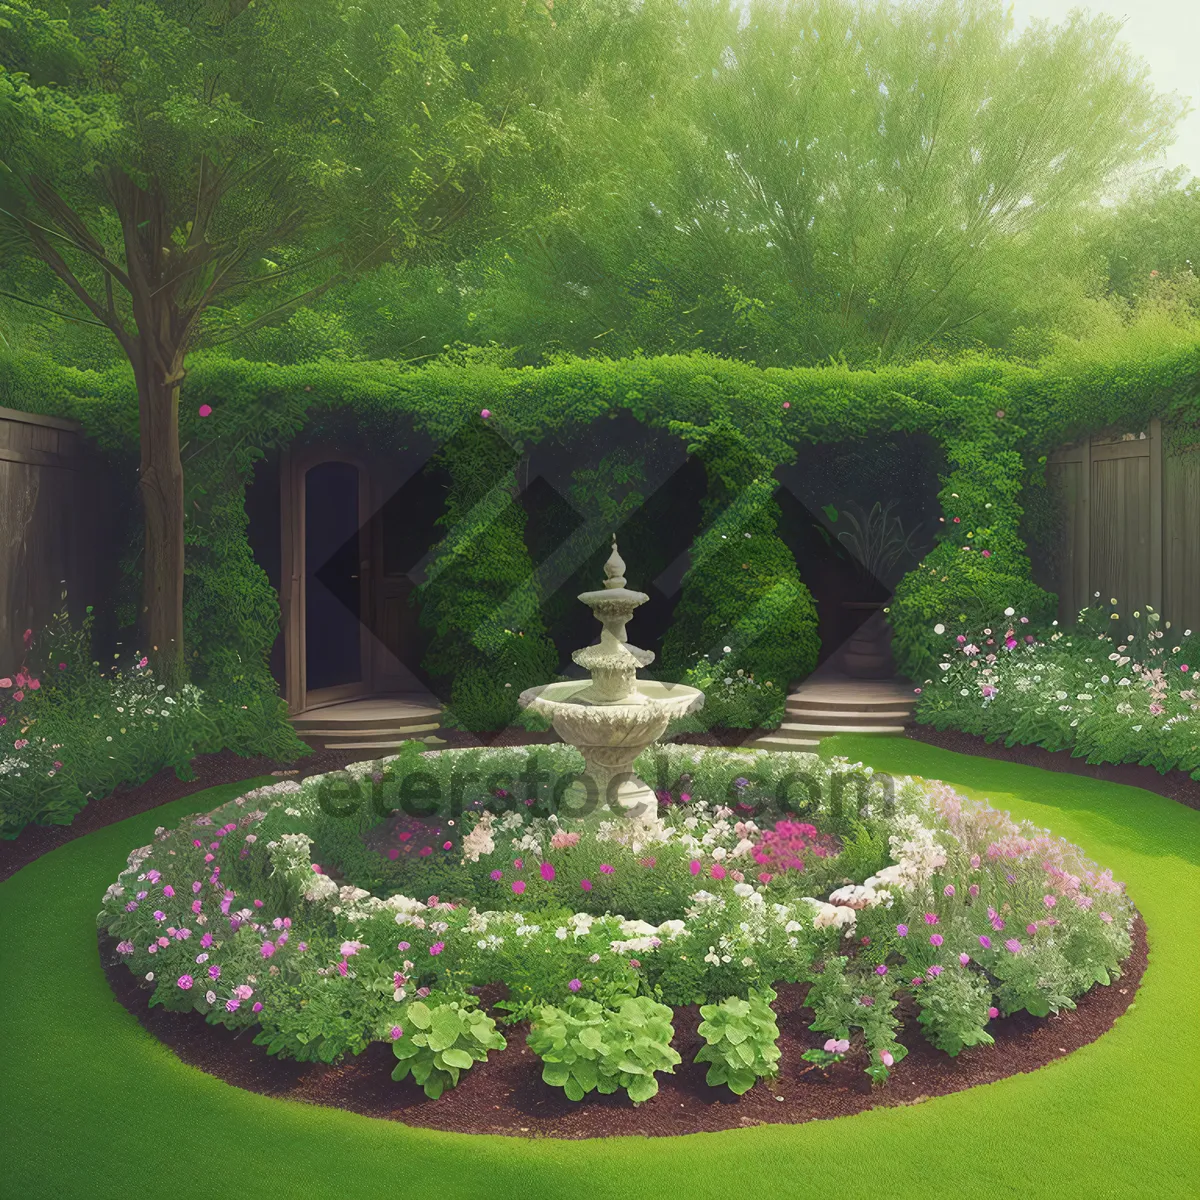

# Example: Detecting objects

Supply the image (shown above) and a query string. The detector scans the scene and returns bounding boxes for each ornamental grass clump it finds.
[390,997,506,1099]
[527,995,681,1104]
[694,986,782,1095]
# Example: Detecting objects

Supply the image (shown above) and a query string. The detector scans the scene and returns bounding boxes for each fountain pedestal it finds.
[519,538,704,834]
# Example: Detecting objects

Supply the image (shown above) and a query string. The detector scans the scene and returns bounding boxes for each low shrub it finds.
[694,986,782,1094]
[390,996,507,1099]
[528,995,681,1104]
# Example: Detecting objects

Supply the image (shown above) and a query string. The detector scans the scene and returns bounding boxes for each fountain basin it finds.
[519,678,704,821]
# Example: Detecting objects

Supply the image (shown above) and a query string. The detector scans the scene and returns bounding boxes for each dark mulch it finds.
[907,725,1200,812]
[100,914,1146,1139]
[0,746,365,884]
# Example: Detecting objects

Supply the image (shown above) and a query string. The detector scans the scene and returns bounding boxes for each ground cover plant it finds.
[914,596,1200,778]
[96,743,1135,1100]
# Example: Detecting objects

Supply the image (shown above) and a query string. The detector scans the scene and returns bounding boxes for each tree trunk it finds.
[135,360,187,692]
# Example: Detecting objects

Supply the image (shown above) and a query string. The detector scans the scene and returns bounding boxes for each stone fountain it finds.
[519,538,704,831]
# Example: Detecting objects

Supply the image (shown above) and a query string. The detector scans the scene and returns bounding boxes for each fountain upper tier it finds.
[518,538,704,823]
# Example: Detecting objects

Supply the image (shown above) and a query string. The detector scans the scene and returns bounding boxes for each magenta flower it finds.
[927,965,943,978]
[252,1002,263,1013]
[390,1026,404,1040]
[711,863,727,880]
[924,913,939,925]
[540,861,556,882]
[579,878,592,891]
[198,404,213,417]
[568,979,582,992]
[153,910,165,922]
[930,933,943,947]
[260,941,275,958]
[200,932,213,949]
[599,864,614,875]
[514,858,523,870]
[1043,895,1057,909]
[116,941,134,955]
[208,965,221,980]
[689,860,702,876]
[896,924,909,937]
[1004,939,1022,954]
[177,974,194,990]
[429,942,445,956]
[162,885,175,898]
[979,935,991,949]
[943,885,955,897]
[490,869,503,881]
[397,941,410,951]
[225,999,241,1013]
[958,952,971,966]
[875,964,888,976]
[988,1006,999,1019]
[512,880,526,895]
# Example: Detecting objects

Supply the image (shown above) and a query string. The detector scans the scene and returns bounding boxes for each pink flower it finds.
[969,884,980,897]
[512,880,526,895]
[689,860,702,876]
[875,964,888,976]
[177,974,194,989]
[514,859,523,870]
[896,924,909,937]
[823,1038,850,1054]
[988,1006,999,1019]
[758,872,772,884]
[782,401,790,409]
[930,933,943,947]
[979,935,991,949]
[959,953,970,966]
[1004,939,1022,954]
[200,932,213,949]
[162,885,175,898]
[1181,664,1190,673]
[1043,895,1057,908]
[943,885,955,897]
[711,864,727,880]
[208,965,221,980]
[429,942,445,956]
[260,941,275,958]
[252,1002,263,1013]
[490,869,503,881]
[927,965,943,978]
[198,404,212,417]
[480,409,491,419]
[579,878,592,891]
[398,941,410,951]
[540,861,556,882]
[924,913,939,925]
[981,549,991,558]
[568,979,582,992]
[880,1050,894,1067]
[599,864,614,875]
[390,1026,404,1040]
[1027,923,1038,935]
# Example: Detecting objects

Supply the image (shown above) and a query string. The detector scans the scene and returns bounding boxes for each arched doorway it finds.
[280,450,373,713]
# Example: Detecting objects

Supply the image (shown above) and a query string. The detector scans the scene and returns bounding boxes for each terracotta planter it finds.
[839,600,895,679]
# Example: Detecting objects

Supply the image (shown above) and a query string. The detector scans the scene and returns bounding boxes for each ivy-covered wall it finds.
[2,340,1198,734]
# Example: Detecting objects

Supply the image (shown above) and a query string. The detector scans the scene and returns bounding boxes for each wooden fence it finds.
[0,405,109,673]
[1045,419,1200,632]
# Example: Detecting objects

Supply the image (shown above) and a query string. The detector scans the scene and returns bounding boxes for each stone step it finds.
[291,697,442,732]
[779,722,908,737]
[319,735,447,751]
[297,722,441,739]
[742,734,823,752]
[787,700,907,720]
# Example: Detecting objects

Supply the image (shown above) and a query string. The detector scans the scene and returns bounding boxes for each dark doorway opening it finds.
[305,461,362,693]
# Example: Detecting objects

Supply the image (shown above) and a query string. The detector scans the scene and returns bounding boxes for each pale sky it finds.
[1007,0,1200,178]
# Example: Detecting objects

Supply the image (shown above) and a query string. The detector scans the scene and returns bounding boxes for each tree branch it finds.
[0,289,112,327]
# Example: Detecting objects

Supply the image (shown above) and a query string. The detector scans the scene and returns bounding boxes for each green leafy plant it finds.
[527,995,681,1104]
[830,500,925,590]
[390,996,507,1099]
[694,986,782,1094]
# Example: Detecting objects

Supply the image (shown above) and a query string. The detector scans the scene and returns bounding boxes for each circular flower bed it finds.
[98,743,1135,1106]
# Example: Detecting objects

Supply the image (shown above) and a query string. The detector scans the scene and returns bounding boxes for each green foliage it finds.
[527,995,681,1104]
[390,996,506,1099]
[914,967,996,1057]
[694,986,782,1095]
[415,422,558,730]
[662,421,819,723]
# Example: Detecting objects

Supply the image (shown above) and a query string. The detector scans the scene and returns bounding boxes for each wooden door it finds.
[280,449,373,714]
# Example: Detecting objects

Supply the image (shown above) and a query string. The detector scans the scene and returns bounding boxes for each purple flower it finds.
[930,933,944,947]
[225,999,240,1013]
[1004,939,1022,954]
[397,941,410,951]
[152,910,165,922]
[979,934,991,949]
[125,901,138,912]
[260,941,275,958]
[162,885,175,898]
[429,942,445,956]
[896,924,908,937]
[927,965,943,978]
[252,1002,263,1013]
[390,1026,404,1040]
[874,964,888,976]
[177,974,193,990]
[116,941,135,955]
[568,979,582,992]
[208,965,221,979]
[943,885,955,897]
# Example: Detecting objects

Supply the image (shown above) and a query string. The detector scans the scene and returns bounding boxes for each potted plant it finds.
[822,501,925,678]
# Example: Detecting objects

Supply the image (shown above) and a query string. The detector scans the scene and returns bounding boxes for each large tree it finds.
[0,0,561,687]
[465,0,1186,365]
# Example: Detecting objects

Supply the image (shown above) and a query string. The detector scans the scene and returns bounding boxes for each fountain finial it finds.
[603,535,626,589]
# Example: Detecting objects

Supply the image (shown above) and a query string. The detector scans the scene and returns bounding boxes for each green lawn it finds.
[2,738,1197,1199]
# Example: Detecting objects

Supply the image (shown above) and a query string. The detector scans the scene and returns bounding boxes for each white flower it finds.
[146,972,155,982]
[934,623,945,634]
[619,919,659,938]
[656,919,686,939]
[732,882,755,898]
[1004,607,1015,617]
[723,646,731,653]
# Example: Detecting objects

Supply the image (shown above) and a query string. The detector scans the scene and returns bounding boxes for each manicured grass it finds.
[1,741,1197,1199]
